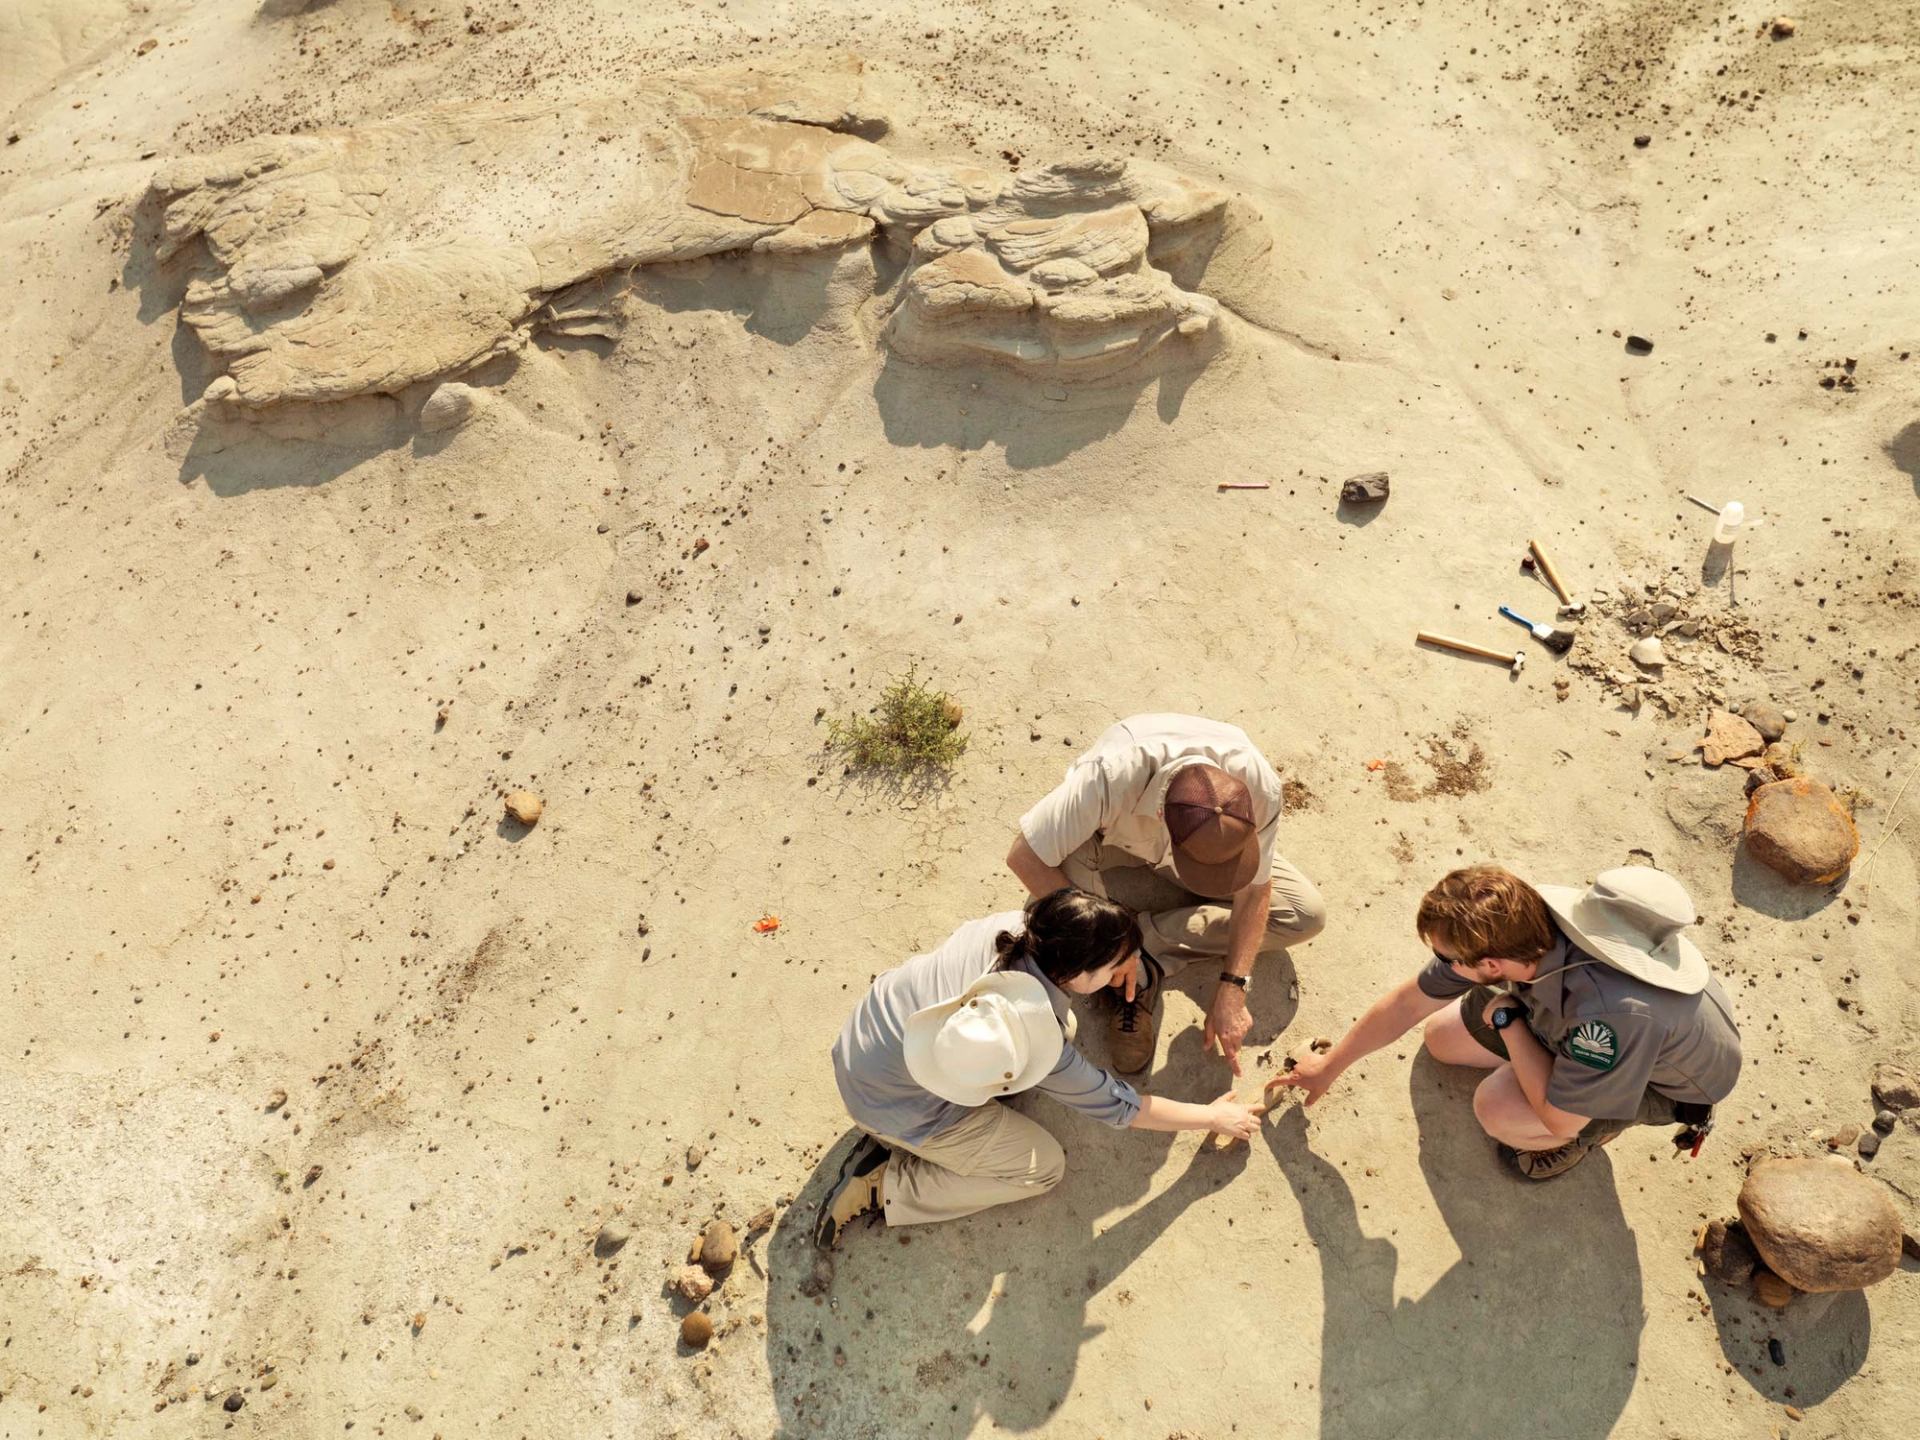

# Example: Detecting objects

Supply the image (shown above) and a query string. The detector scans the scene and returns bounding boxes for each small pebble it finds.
[593,1223,630,1258]
[675,1264,714,1302]
[680,1312,714,1349]
[223,1391,244,1413]
[1858,1131,1881,1159]
[1768,1337,1785,1366]
[1873,1109,1896,1133]
[686,1143,705,1170]
[698,1219,738,1272]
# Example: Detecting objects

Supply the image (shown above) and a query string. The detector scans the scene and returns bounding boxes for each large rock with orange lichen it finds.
[1742,778,1859,884]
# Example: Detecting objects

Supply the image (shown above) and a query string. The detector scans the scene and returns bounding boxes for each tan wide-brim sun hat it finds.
[903,972,1063,1108]
[1536,866,1709,994]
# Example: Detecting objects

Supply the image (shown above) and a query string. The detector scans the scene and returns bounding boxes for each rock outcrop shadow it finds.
[1885,418,1920,496]
[1731,847,1846,921]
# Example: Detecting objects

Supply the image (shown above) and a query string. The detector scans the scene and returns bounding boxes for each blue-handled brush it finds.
[1498,605,1576,653]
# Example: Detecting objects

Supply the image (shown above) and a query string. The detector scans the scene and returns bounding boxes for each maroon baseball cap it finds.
[1163,764,1261,897]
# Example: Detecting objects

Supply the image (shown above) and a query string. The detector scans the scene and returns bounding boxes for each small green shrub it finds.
[828,665,968,773]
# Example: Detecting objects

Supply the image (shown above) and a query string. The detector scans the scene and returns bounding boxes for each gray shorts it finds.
[1458,984,1680,1143]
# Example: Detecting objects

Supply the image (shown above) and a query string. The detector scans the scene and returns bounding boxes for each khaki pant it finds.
[1061,836,1326,976]
[867,1102,1067,1227]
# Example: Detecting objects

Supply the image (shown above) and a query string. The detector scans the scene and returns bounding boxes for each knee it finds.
[1471,1070,1521,1137]
[1267,880,1327,946]
[1031,1132,1067,1193]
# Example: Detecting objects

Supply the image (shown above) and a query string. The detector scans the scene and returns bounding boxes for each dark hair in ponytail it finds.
[993,887,1140,985]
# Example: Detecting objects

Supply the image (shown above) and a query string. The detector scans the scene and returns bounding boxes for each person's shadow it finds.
[1263,1053,1645,1439]
[762,1027,1248,1436]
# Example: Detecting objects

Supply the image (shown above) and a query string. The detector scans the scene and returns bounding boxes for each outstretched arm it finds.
[1128,1091,1264,1143]
[1203,879,1274,1076]
[1278,975,1449,1104]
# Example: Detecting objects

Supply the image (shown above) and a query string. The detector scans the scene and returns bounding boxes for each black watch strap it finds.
[1218,972,1249,989]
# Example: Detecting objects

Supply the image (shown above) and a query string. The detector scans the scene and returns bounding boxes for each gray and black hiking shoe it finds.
[814,1135,890,1249]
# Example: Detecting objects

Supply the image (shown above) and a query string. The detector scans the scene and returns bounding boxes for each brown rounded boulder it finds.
[697,1218,738,1274]
[1737,1157,1901,1292]
[1742,778,1859,885]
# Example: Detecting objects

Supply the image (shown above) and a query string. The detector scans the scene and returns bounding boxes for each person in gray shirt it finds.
[818,889,1267,1248]
[1272,865,1741,1181]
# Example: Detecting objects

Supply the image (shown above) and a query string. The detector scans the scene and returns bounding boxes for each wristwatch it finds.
[1491,1004,1522,1031]
[1218,971,1251,993]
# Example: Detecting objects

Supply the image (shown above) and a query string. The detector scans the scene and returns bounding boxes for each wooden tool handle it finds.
[1418,631,1517,663]
[1528,538,1573,605]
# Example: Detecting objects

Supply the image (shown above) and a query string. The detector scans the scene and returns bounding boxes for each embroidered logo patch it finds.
[1565,1021,1619,1071]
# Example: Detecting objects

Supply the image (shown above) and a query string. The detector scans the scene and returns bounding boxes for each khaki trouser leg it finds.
[870,1102,1067,1227]
[1063,839,1326,980]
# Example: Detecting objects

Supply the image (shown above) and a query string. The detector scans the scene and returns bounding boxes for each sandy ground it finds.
[2,1,1918,1436]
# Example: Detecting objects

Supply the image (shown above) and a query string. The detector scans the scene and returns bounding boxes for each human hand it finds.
[1204,983,1253,1076]
[1274,1050,1340,1106]
[1205,1089,1264,1144]
[1108,950,1141,1003]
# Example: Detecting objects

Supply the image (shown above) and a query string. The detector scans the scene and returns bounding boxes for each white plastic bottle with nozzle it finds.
[1712,500,1745,545]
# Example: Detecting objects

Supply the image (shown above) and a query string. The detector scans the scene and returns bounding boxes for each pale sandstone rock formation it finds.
[419,382,478,433]
[143,55,1241,409]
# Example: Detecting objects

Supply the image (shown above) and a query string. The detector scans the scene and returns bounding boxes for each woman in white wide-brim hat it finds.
[818,888,1266,1247]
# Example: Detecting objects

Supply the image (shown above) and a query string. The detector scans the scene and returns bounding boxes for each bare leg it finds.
[1421,998,1505,1069]
[1470,1065,1567,1151]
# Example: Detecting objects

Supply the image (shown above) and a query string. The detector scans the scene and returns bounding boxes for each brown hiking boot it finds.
[1503,1138,1593,1181]
[1108,955,1164,1075]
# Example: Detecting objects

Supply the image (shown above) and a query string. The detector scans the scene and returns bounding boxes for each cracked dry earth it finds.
[2,2,1918,1439]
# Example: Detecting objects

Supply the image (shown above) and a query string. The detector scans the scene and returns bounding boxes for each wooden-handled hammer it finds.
[1527,538,1586,617]
[1418,631,1526,673]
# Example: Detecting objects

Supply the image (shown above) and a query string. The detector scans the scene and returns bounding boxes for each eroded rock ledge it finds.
[142,54,1249,406]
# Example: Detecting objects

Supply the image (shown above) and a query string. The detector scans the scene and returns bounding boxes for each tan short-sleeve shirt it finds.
[1019,714,1283,880]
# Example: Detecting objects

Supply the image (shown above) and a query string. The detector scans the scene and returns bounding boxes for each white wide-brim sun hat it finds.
[1536,865,1709,994]
[903,972,1063,1108]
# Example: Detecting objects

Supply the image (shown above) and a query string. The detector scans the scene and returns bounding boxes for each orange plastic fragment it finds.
[753,915,781,934]
[1365,759,1387,772]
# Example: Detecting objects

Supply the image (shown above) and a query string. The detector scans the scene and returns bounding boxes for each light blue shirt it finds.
[832,911,1143,1145]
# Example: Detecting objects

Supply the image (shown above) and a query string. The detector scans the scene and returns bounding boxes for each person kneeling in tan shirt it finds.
[1006,714,1325,1078]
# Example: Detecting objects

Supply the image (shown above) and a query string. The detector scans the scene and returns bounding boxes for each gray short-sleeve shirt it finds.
[832,912,1142,1145]
[1418,928,1743,1120]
